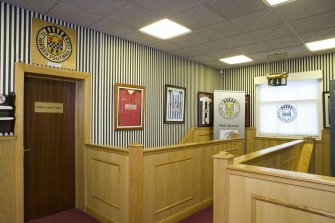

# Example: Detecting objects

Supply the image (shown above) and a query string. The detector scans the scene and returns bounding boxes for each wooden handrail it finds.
[234,139,304,164]
[144,137,244,155]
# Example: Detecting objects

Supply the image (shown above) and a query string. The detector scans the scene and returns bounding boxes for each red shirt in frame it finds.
[118,88,142,127]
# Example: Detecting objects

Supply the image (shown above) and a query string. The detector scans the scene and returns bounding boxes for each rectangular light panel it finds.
[306,38,335,51]
[219,55,253,64]
[139,19,191,40]
[264,0,295,6]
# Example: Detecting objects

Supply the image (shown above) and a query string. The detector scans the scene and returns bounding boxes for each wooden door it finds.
[24,75,76,221]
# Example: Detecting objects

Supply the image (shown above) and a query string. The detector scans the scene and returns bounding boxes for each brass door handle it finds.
[24,148,31,152]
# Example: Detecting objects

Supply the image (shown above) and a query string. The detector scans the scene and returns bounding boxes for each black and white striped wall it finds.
[0,1,221,147]
[221,54,335,127]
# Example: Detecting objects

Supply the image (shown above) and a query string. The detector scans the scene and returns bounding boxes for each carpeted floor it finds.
[25,208,100,223]
[178,205,213,223]
[25,205,212,223]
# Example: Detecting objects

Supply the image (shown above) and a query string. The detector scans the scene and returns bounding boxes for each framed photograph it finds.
[114,83,145,130]
[197,92,213,127]
[164,84,186,123]
[323,91,330,128]
[245,94,250,127]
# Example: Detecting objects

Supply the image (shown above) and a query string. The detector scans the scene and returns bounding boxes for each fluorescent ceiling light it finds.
[264,0,295,6]
[306,38,335,51]
[220,55,253,64]
[139,19,191,40]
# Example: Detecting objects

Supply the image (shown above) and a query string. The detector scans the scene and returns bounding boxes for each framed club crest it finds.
[31,17,77,70]
[197,92,213,127]
[115,83,145,130]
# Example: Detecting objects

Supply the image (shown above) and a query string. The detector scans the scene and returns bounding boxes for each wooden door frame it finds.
[14,63,91,223]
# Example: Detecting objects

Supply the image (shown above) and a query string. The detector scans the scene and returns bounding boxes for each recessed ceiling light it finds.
[139,19,191,40]
[219,55,253,64]
[264,0,295,6]
[306,38,335,51]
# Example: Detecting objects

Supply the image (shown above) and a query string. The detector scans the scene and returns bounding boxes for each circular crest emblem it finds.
[277,104,297,123]
[219,98,240,119]
[36,26,72,63]
[0,95,5,104]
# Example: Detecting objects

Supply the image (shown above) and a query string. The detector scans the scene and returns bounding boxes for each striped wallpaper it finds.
[0,1,221,147]
[221,53,335,127]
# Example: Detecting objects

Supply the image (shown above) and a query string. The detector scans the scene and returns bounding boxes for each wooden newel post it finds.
[128,142,144,223]
[213,151,234,223]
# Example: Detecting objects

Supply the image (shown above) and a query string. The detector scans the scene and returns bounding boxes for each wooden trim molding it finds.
[251,194,335,223]
[0,136,17,141]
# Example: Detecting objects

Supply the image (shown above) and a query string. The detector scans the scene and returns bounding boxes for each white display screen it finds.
[257,79,319,137]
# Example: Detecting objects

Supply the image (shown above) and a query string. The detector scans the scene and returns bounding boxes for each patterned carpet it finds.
[26,208,100,223]
[25,205,212,223]
[178,205,213,223]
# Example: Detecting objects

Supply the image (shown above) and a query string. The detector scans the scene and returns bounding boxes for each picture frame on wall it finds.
[197,92,213,127]
[114,83,145,130]
[164,84,186,123]
[323,91,330,128]
[245,94,250,127]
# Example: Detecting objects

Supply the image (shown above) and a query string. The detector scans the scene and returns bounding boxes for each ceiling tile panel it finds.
[171,47,199,58]
[47,3,102,27]
[6,0,59,14]
[169,32,209,47]
[263,36,302,51]
[107,3,161,29]
[217,33,258,49]
[203,60,230,69]
[190,54,217,63]
[298,26,335,43]
[274,0,335,22]
[134,0,200,17]
[62,0,130,17]
[288,10,335,34]
[232,43,268,55]
[172,5,223,29]
[249,45,309,62]
[123,31,159,45]
[90,18,134,37]
[196,21,242,40]
[204,0,268,20]
[206,49,239,60]
[251,23,295,42]
[149,41,182,53]
[230,8,282,32]
[188,40,227,54]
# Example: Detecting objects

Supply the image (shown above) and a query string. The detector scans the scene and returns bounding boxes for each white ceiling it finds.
[4,0,335,69]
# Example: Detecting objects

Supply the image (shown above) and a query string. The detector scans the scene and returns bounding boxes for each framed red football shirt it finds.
[115,84,145,130]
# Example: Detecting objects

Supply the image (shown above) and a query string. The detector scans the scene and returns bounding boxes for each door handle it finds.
[24,148,31,152]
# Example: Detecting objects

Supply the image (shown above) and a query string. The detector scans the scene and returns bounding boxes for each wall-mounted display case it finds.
[0,93,15,134]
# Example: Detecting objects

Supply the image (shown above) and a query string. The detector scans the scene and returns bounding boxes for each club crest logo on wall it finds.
[219,97,240,119]
[36,26,72,63]
[0,95,5,104]
[277,104,297,123]
[32,18,76,70]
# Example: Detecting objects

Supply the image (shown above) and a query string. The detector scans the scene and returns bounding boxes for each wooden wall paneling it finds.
[85,145,129,223]
[0,137,16,223]
[245,127,255,153]
[143,148,201,223]
[226,169,335,223]
[128,143,144,223]
[143,138,244,223]
[180,127,213,144]
[213,151,234,223]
